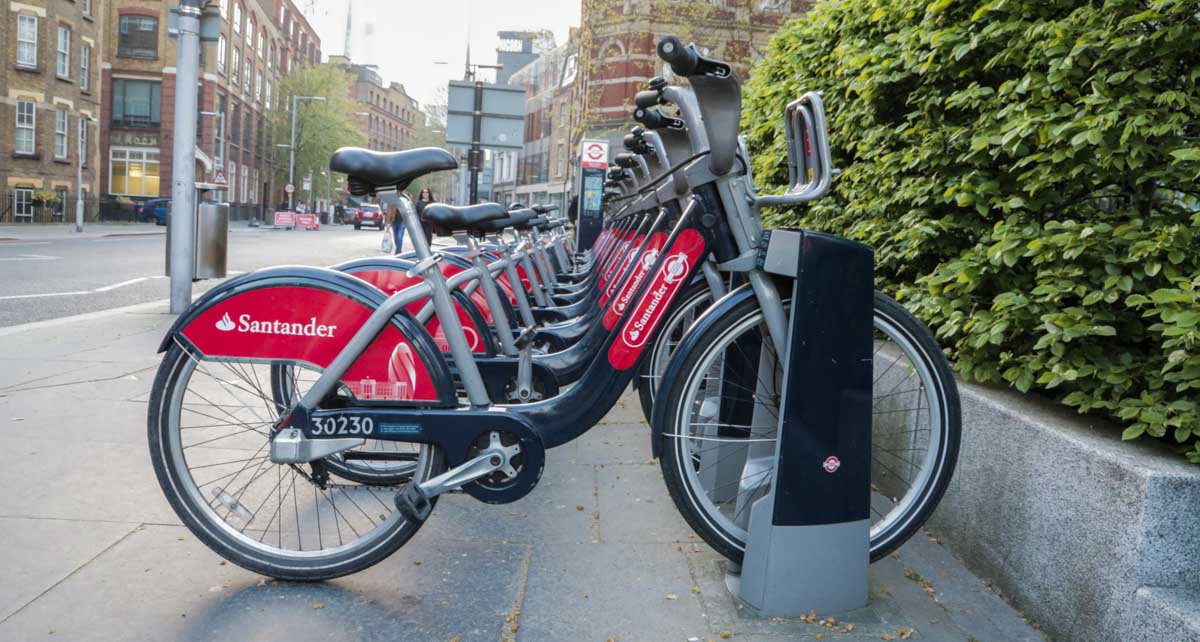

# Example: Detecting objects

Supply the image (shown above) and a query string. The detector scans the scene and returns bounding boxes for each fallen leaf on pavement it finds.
[576,504,585,511]
[719,631,733,639]
[898,627,914,639]
[691,585,701,594]
[311,603,324,609]
[665,594,678,600]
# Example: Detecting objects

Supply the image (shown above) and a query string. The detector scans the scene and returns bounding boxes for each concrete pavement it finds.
[0,299,1045,642]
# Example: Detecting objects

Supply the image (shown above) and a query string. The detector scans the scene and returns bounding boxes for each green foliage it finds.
[268,64,366,195]
[744,0,1200,459]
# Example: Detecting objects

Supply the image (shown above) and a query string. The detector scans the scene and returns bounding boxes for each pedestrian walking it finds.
[384,203,405,255]
[414,188,438,245]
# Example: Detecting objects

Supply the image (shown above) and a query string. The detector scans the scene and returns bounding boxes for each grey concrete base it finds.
[928,380,1200,642]
[1135,587,1200,642]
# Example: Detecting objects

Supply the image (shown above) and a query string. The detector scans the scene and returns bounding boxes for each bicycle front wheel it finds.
[657,290,960,562]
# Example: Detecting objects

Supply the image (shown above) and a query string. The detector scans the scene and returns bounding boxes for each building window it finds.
[254,73,262,102]
[53,187,68,220]
[109,148,161,196]
[244,60,252,92]
[231,48,240,84]
[251,169,259,202]
[17,15,38,68]
[111,79,162,128]
[246,18,254,46]
[233,4,242,33]
[214,94,226,165]
[80,118,89,167]
[13,189,34,221]
[228,160,238,201]
[264,81,272,109]
[118,16,158,59]
[216,35,226,72]
[257,30,265,58]
[15,99,36,155]
[56,26,71,77]
[80,45,91,90]
[83,0,92,18]
[241,166,249,203]
[55,109,69,159]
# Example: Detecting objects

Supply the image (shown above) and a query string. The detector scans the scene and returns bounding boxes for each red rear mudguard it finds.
[158,266,457,405]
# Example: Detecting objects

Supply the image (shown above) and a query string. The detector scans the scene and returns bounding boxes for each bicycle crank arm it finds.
[396,432,520,523]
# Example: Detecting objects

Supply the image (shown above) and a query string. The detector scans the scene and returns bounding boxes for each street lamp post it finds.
[288,95,326,211]
[463,63,502,205]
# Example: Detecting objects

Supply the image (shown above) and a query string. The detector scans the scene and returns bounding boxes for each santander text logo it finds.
[216,313,338,338]
[621,251,692,349]
[613,249,659,316]
[215,313,236,332]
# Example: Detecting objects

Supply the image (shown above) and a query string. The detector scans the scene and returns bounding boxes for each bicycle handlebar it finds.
[653,38,740,176]
[634,90,661,110]
[656,36,698,76]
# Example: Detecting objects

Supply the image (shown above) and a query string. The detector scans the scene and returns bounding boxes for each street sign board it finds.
[446,81,526,151]
[284,183,295,194]
[581,140,609,169]
[296,213,320,230]
[302,177,312,191]
[274,211,296,228]
[211,168,228,186]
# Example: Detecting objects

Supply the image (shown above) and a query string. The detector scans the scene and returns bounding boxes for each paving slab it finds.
[0,517,139,621]
[0,524,527,642]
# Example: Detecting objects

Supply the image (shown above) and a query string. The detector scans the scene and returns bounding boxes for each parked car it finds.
[139,198,171,226]
[353,204,384,230]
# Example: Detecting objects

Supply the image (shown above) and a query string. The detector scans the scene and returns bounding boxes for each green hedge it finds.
[743,0,1200,460]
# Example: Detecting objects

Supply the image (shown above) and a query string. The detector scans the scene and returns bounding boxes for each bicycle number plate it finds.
[311,416,376,436]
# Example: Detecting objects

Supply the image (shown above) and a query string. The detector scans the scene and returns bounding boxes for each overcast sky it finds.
[300,0,581,108]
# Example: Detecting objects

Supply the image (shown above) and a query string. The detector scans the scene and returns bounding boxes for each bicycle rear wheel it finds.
[148,344,442,580]
[657,291,960,562]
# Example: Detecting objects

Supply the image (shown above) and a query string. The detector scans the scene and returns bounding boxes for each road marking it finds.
[0,275,167,301]
[0,241,51,247]
[0,254,60,262]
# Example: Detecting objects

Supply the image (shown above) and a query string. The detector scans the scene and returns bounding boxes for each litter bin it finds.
[166,201,229,279]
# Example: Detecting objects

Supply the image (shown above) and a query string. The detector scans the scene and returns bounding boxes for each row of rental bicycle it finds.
[148,37,961,580]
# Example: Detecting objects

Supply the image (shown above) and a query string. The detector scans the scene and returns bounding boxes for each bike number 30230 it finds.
[312,416,375,436]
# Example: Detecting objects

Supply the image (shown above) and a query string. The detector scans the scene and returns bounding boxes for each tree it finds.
[407,87,453,201]
[267,63,365,206]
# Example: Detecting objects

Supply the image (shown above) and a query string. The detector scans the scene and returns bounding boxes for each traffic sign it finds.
[211,169,228,186]
[302,177,312,191]
[581,140,609,169]
[284,183,295,194]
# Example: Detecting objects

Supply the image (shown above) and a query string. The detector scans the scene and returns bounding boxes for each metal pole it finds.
[75,118,87,233]
[469,80,483,204]
[168,0,202,313]
[288,95,297,211]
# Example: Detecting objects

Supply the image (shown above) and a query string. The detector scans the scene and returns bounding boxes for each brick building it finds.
[2,0,103,222]
[98,0,320,220]
[328,55,420,154]
[574,0,810,146]
[492,35,577,210]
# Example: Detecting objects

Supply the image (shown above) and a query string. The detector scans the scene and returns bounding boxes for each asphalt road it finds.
[0,224,392,328]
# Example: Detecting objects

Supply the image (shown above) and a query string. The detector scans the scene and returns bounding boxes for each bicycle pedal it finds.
[395,483,433,523]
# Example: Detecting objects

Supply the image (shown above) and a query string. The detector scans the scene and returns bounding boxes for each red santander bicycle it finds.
[148,37,960,580]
